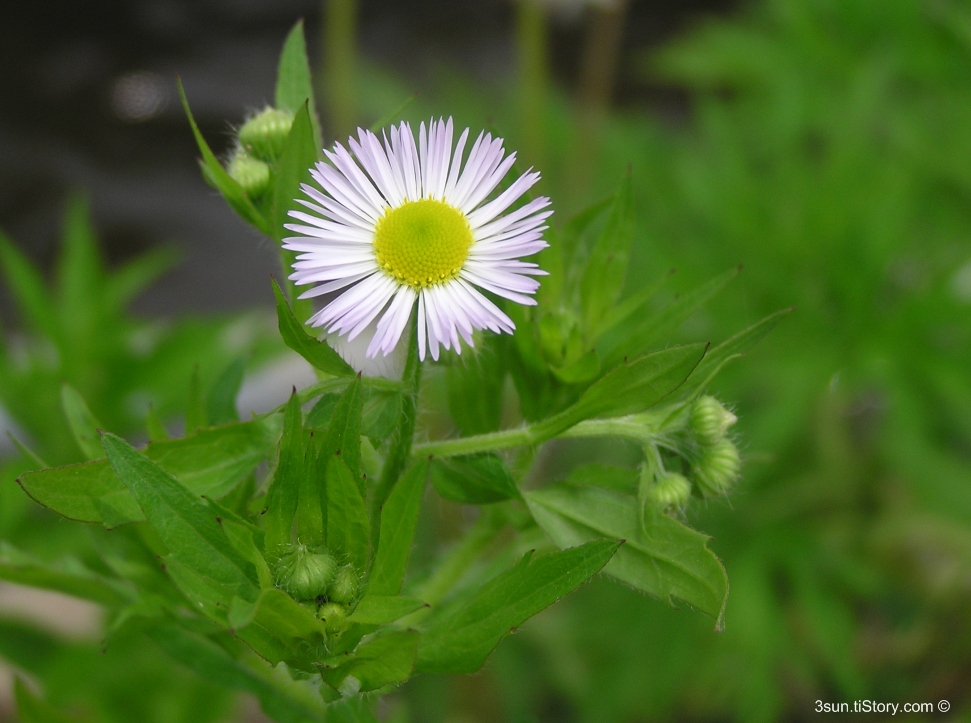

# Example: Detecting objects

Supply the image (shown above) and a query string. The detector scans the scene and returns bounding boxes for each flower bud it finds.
[645,472,692,509]
[690,396,737,445]
[317,602,348,632]
[692,439,741,497]
[327,565,358,604]
[227,151,271,198]
[274,547,338,601]
[237,107,294,162]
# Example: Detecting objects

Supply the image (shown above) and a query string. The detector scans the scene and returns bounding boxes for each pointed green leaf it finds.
[0,230,57,338]
[60,383,104,461]
[275,20,321,149]
[526,484,728,628]
[206,357,245,425]
[148,622,323,723]
[347,595,426,625]
[101,432,258,595]
[104,246,179,310]
[368,460,428,597]
[264,391,303,551]
[325,457,369,570]
[580,169,634,333]
[689,306,793,388]
[8,433,48,469]
[318,376,364,483]
[177,78,270,234]
[56,195,102,342]
[429,453,521,504]
[416,539,620,674]
[319,630,420,694]
[19,420,278,527]
[297,428,324,548]
[272,278,355,376]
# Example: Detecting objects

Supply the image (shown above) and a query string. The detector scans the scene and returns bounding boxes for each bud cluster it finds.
[225,106,295,199]
[642,395,741,510]
[271,543,360,632]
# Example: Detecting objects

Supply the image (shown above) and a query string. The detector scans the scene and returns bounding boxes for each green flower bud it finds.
[274,547,338,601]
[227,151,271,198]
[317,602,348,632]
[690,396,737,445]
[327,565,358,604]
[237,107,294,162]
[692,439,741,497]
[646,472,692,509]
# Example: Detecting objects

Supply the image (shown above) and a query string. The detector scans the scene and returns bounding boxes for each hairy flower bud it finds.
[274,547,338,601]
[327,565,358,604]
[317,602,348,632]
[646,471,692,509]
[690,396,737,445]
[227,152,271,198]
[692,439,741,497]
[238,107,294,162]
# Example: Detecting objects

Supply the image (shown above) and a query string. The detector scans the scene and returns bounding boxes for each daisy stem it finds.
[412,415,662,458]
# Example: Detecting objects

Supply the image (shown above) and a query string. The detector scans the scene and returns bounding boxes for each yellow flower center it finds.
[373,199,473,289]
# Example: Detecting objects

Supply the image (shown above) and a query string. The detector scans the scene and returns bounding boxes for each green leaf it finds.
[244,587,328,659]
[571,343,708,421]
[580,169,635,334]
[367,460,428,597]
[446,336,505,435]
[0,229,57,338]
[272,103,319,322]
[103,245,179,310]
[60,383,104,461]
[327,699,379,723]
[275,20,321,150]
[296,428,325,548]
[206,357,245,426]
[526,484,728,628]
[177,78,270,234]
[429,453,521,504]
[8,433,48,469]
[319,630,420,694]
[272,278,355,376]
[566,463,638,494]
[347,595,426,625]
[101,432,259,597]
[14,678,79,723]
[325,457,370,570]
[55,194,102,345]
[603,267,739,365]
[148,622,323,723]
[416,540,619,674]
[317,376,364,484]
[19,421,277,527]
[264,391,303,551]
[594,268,674,343]
[0,541,132,607]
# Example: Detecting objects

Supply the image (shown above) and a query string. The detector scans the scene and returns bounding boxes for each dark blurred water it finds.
[0,0,732,320]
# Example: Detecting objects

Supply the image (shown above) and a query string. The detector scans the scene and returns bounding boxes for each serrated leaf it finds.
[148,622,323,723]
[416,539,620,674]
[263,391,303,551]
[60,383,104,461]
[101,432,258,597]
[580,169,634,334]
[325,457,369,570]
[275,20,321,150]
[19,420,278,527]
[571,343,708,421]
[272,278,355,376]
[526,484,728,628]
[429,454,521,504]
[319,630,420,694]
[368,460,428,597]
[0,541,132,607]
[206,357,245,426]
[177,79,270,234]
[347,595,426,625]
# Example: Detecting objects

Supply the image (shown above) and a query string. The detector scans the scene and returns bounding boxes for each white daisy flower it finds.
[283,117,552,362]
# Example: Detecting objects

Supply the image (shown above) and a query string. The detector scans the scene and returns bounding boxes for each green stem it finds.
[412,413,663,458]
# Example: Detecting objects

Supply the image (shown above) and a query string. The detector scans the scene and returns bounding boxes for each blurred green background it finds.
[3,0,971,720]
